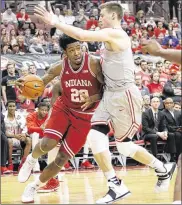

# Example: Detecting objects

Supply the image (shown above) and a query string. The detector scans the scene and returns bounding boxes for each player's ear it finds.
[111,12,116,20]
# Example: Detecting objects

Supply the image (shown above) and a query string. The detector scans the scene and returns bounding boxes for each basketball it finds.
[20,74,45,99]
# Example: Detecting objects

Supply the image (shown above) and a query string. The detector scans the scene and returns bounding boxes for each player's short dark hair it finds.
[59,34,79,50]
[38,102,49,109]
[99,1,123,20]
[6,100,16,107]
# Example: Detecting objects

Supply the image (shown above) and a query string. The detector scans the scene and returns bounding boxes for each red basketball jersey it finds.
[59,53,102,112]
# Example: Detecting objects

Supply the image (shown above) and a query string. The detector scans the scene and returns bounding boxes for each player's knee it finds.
[116,141,141,157]
[55,152,70,167]
[25,137,32,145]
[87,128,109,154]
[40,138,57,152]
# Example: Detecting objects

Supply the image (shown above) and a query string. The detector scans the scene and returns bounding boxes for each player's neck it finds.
[70,62,82,71]
[7,113,15,119]
[112,22,122,29]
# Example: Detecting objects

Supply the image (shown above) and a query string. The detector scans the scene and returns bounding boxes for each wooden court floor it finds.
[1,166,176,204]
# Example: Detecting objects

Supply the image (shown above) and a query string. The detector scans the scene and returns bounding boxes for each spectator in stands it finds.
[86,15,98,30]
[164,60,171,74]
[35,29,47,45]
[176,39,182,50]
[142,97,176,160]
[11,44,21,54]
[91,7,99,20]
[154,21,166,38]
[1,28,8,41]
[1,19,14,34]
[145,17,156,28]
[121,21,131,36]
[134,56,141,72]
[163,64,181,102]
[131,22,142,39]
[123,10,135,25]
[2,44,12,54]
[24,28,32,47]
[75,7,89,29]
[29,37,45,54]
[16,35,28,53]
[16,8,31,29]
[156,32,165,45]
[2,7,17,25]
[51,44,62,54]
[20,67,29,77]
[9,28,17,45]
[1,112,10,174]
[135,75,150,96]
[147,61,153,74]
[136,60,151,86]
[131,34,141,54]
[26,102,49,172]
[147,72,163,97]
[172,17,181,39]
[29,22,37,35]
[142,95,151,112]
[135,10,146,25]
[174,102,181,111]
[163,98,182,161]
[4,100,32,171]
[28,64,37,75]
[1,62,19,105]
[157,16,168,30]
[155,61,169,87]
[146,24,154,38]
[162,30,179,48]
[64,9,75,25]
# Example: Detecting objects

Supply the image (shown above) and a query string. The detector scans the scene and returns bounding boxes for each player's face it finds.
[66,42,83,65]
[99,8,113,28]
[8,103,16,115]
[38,106,48,118]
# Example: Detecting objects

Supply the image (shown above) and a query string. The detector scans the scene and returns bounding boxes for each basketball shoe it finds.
[1,166,11,174]
[96,180,131,204]
[80,160,95,169]
[21,182,38,203]
[7,163,13,172]
[18,154,37,183]
[155,162,176,192]
[37,178,60,193]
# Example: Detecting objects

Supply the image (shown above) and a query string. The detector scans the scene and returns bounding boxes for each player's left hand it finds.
[34,5,59,26]
[80,93,93,111]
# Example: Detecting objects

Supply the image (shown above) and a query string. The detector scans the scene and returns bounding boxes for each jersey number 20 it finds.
[71,88,89,102]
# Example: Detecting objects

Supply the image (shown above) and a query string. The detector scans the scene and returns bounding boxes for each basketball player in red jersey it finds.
[18,34,105,203]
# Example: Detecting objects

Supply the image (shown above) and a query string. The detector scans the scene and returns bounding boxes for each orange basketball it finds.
[20,75,45,99]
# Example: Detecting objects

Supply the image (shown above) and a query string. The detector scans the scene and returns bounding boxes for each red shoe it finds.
[18,157,26,172]
[1,166,11,174]
[64,162,72,170]
[81,160,95,169]
[37,178,60,193]
[7,163,14,172]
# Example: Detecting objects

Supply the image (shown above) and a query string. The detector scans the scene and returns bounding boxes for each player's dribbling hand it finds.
[141,39,163,56]
[15,78,25,93]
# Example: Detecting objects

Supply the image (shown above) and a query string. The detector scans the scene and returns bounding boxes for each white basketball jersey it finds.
[100,45,135,90]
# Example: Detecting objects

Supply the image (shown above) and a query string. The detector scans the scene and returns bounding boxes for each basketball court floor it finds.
[1,166,175,204]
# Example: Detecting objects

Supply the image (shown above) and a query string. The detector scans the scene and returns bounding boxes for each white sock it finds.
[148,158,166,172]
[173,201,182,204]
[104,169,117,180]
[82,143,89,163]
[28,153,37,163]
[32,177,44,189]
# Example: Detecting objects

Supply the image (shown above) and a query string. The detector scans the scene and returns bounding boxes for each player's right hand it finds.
[15,78,25,93]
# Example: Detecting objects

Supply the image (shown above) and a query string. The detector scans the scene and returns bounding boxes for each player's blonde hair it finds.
[99,1,123,20]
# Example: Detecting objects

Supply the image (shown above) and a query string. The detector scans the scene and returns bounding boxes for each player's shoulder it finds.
[88,54,100,65]
[104,27,128,38]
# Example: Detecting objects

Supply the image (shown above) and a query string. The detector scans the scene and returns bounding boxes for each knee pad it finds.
[87,129,109,154]
[116,141,143,157]
[92,125,110,135]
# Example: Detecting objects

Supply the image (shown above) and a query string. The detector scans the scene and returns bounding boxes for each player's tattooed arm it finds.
[42,62,63,86]
[50,81,62,106]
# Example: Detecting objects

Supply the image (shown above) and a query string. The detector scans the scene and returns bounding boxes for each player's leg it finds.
[21,118,88,203]
[18,107,70,183]
[87,100,130,204]
[112,87,176,192]
[173,154,181,204]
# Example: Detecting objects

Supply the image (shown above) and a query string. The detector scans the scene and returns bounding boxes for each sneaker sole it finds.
[22,200,34,203]
[96,191,131,204]
[37,186,60,193]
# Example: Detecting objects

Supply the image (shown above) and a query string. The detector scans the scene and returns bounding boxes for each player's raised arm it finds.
[34,3,130,51]
[50,81,62,106]
[42,61,62,86]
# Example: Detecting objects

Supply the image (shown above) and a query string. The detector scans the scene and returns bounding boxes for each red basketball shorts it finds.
[44,101,92,158]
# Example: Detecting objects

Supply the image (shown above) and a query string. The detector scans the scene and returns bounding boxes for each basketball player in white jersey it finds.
[34,3,175,204]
